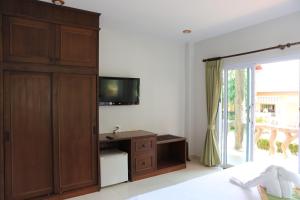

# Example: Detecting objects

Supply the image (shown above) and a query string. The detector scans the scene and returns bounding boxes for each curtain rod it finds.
[202,41,300,62]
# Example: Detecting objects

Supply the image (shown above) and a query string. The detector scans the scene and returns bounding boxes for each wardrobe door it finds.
[0,71,4,200]
[56,26,97,67]
[56,73,98,192]
[4,71,54,200]
[3,16,55,64]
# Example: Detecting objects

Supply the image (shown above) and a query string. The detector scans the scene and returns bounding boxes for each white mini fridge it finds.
[100,149,128,187]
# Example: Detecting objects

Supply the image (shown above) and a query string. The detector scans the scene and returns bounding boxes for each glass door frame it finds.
[219,64,255,168]
[298,60,300,173]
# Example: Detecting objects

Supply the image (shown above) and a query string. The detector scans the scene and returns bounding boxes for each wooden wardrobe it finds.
[0,0,100,199]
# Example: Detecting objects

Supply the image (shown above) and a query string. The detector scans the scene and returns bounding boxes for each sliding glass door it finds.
[220,66,254,167]
[220,59,300,172]
[253,60,300,172]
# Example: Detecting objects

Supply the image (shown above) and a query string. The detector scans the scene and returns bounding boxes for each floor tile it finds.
[70,159,221,200]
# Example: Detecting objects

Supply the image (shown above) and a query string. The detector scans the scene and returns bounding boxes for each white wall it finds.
[99,26,186,137]
[190,11,300,156]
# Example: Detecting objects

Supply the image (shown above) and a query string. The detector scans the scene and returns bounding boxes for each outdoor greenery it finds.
[256,117,267,124]
[227,70,248,113]
[228,69,248,150]
[289,143,299,155]
[276,142,283,153]
[256,139,298,155]
[228,71,236,105]
[257,139,270,150]
[228,112,235,121]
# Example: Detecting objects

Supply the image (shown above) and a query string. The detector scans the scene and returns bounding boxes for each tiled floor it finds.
[70,159,221,200]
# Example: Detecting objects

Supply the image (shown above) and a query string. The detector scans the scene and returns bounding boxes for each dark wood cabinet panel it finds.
[56,74,98,192]
[1,0,100,199]
[56,26,97,67]
[4,72,54,200]
[2,0,100,29]
[3,16,55,64]
[0,71,4,200]
[132,137,156,154]
[133,154,156,175]
[0,15,3,65]
[131,136,156,179]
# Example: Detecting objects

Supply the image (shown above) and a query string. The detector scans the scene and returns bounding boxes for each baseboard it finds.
[190,154,201,161]
[47,185,100,200]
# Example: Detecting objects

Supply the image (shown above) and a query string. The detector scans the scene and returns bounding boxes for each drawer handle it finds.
[142,144,146,148]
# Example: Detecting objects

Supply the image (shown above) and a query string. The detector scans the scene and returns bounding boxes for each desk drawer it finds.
[133,154,155,175]
[132,137,156,154]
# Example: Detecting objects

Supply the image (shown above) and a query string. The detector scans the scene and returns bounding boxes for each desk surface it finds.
[99,130,157,142]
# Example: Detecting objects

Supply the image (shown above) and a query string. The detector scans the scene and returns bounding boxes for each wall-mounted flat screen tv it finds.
[99,76,140,106]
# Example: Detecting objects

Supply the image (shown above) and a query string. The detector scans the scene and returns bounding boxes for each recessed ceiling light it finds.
[182,29,192,34]
[52,0,65,5]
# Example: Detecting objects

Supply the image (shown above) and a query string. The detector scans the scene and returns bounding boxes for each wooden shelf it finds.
[156,135,186,175]
[157,159,184,170]
[157,134,185,144]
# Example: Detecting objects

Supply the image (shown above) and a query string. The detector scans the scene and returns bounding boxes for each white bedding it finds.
[129,162,267,200]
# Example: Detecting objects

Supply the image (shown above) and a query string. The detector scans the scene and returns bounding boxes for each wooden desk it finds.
[99,130,156,142]
[100,130,157,181]
[99,131,186,183]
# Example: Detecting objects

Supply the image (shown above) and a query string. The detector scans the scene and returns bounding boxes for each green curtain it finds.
[202,60,222,167]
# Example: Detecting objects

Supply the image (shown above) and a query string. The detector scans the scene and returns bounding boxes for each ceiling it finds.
[40,0,300,42]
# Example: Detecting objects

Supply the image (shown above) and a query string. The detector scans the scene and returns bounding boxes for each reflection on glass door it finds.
[221,67,254,167]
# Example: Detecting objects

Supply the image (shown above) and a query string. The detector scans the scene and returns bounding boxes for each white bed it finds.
[129,162,268,200]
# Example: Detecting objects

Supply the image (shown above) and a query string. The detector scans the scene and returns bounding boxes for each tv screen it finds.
[99,77,140,106]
